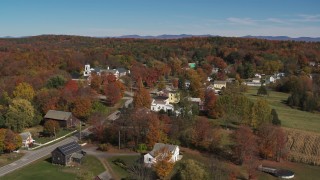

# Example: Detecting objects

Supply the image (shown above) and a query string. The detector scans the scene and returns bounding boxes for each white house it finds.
[19,132,35,148]
[144,143,181,166]
[83,64,128,79]
[213,80,227,89]
[151,97,174,112]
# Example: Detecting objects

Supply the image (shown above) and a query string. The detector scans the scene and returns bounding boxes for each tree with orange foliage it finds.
[4,129,21,152]
[71,97,92,120]
[146,113,169,148]
[133,79,151,109]
[43,120,60,137]
[153,147,175,179]
[204,90,217,118]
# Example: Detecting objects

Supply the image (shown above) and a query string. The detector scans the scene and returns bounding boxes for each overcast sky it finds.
[1,0,320,37]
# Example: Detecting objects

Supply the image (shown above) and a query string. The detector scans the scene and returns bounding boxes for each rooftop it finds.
[55,141,82,156]
[44,110,72,121]
[149,143,178,157]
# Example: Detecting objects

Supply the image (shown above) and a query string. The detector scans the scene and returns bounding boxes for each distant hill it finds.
[2,34,320,42]
[115,34,320,42]
[243,35,320,42]
[116,34,216,39]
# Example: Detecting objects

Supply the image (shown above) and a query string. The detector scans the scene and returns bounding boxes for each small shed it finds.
[44,110,79,128]
[51,141,85,166]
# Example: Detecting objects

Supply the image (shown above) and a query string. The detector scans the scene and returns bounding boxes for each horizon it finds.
[1,0,320,38]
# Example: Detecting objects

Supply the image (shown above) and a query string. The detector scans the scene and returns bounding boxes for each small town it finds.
[0,1,320,180]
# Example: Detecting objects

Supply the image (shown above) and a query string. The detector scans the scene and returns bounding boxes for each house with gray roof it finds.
[19,132,35,148]
[51,141,85,166]
[44,110,79,128]
[144,143,181,166]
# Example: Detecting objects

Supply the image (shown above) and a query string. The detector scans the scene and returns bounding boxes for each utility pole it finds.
[54,127,56,139]
[79,121,81,142]
[118,130,120,150]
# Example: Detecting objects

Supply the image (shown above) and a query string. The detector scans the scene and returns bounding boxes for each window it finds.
[149,158,152,162]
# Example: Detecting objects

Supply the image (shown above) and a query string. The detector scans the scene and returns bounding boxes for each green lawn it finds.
[3,155,105,180]
[244,87,320,133]
[106,155,141,179]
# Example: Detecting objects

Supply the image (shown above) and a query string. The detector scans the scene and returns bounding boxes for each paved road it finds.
[0,94,134,177]
[0,136,78,177]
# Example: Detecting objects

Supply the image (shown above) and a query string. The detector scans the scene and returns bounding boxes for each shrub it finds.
[112,158,127,170]
[98,143,109,151]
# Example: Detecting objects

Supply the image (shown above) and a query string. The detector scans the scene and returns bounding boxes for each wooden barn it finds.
[44,110,79,128]
[51,141,85,166]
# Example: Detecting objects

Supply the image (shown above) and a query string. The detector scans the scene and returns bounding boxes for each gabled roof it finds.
[55,141,82,156]
[214,80,227,85]
[44,110,72,121]
[149,143,178,157]
[19,132,32,141]
[117,68,127,73]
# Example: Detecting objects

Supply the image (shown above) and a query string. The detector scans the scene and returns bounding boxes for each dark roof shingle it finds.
[56,141,82,156]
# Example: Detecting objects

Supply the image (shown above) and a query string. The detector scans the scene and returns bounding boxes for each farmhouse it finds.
[151,97,174,112]
[144,143,181,166]
[51,141,86,166]
[44,110,79,128]
[19,132,35,148]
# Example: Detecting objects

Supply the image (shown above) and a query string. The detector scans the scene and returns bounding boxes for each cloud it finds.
[266,18,285,23]
[293,14,320,22]
[226,17,256,25]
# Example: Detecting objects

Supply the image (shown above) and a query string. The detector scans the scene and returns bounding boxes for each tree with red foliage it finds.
[35,88,61,114]
[257,124,287,161]
[102,74,124,106]
[171,78,179,89]
[191,117,213,150]
[205,90,217,118]
[233,126,257,165]
[90,74,102,92]
[64,80,79,93]
[88,113,105,142]
[104,82,122,106]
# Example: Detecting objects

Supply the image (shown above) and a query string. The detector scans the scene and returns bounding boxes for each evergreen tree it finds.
[271,109,281,125]
[257,85,268,96]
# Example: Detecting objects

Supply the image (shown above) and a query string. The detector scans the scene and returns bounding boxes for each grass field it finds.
[106,155,140,179]
[244,87,320,133]
[2,155,105,180]
[0,153,24,168]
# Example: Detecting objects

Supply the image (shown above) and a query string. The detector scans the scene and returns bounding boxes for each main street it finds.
[0,93,133,177]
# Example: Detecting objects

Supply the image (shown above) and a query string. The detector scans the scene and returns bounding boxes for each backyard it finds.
[2,155,105,180]
[106,155,141,179]
[244,87,320,133]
